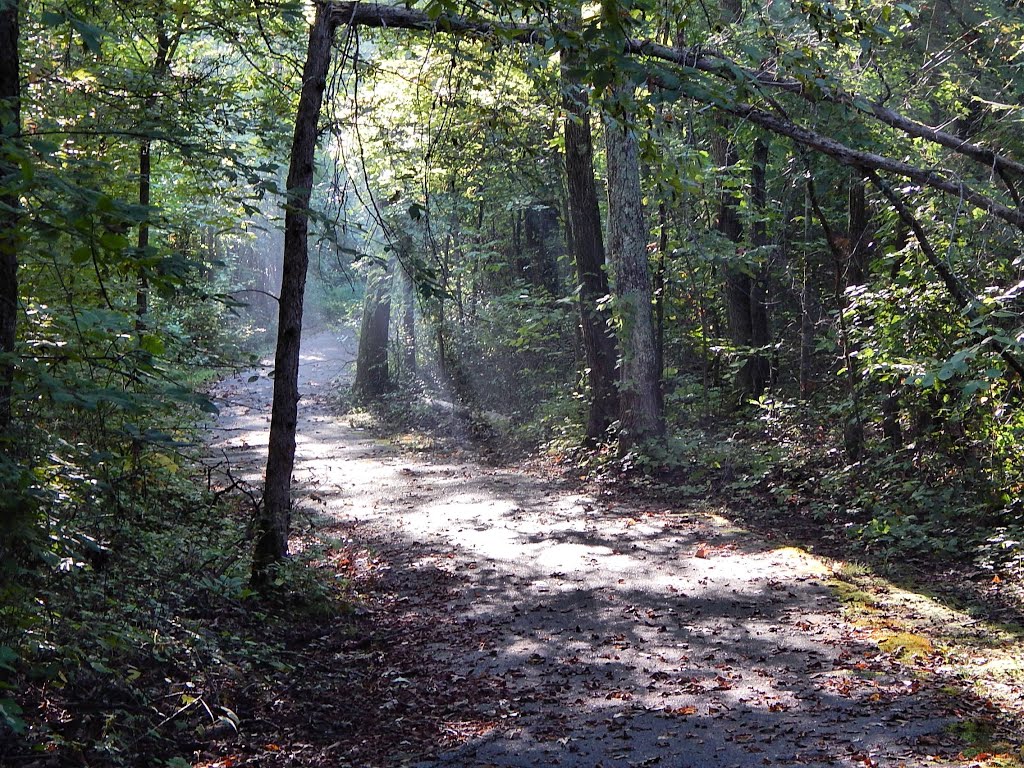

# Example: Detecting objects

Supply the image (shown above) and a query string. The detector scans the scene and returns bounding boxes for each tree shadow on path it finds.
[204,332,1018,768]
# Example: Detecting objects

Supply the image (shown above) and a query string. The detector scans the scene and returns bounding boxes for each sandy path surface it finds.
[206,330,967,768]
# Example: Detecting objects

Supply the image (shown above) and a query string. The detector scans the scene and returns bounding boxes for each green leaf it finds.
[0,698,25,734]
[140,334,165,356]
[69,17,104,54]
[0,647,18,673]
[40,10,66,26]
[962,380,989,396]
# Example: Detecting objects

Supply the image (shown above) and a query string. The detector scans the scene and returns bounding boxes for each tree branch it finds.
[330,2,1024,185]
[718,101,1024,232]
[865,169,1024,380]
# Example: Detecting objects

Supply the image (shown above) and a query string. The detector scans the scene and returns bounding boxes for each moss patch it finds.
[876,631,934,661]
[830,578,878,610]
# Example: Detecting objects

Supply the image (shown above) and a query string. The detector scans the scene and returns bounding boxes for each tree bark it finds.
[561,30,619,441]
[715,131,771,401]
[847,176,870,286]
[798,185,820,398]
[136,21,175,331]
[400,260,417,376]
[524,203,560,295]
[747,138,771,395]
[353,261,394,401]
[253,2,336,585]
[135,139,152,329]
[604,90,665,448]
[0,0,20,432]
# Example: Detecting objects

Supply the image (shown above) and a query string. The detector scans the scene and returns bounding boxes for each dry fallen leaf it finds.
[666,705,697,716]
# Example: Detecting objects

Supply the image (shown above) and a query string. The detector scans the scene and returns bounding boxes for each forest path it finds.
[206,329,974,768]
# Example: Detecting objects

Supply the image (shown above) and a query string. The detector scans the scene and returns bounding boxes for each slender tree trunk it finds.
[655,201,667,394]
[254,3,335,585]
[524,203,560,295]
[136,23,173,331]
[353,261,394,401]
[135,140,152,329]
[401,261,417,376]
[561,28,619,441]
[713,133,752,393]
[716,130,771,400]
[0,0,20,432]
[799,184,817,397]
[747,138,771,396]
[604,90,665,448]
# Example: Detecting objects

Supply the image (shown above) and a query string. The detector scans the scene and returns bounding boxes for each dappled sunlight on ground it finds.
[203,329,1021,768]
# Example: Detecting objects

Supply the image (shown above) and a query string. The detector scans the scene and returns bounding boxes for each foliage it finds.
[0,464,351,764]
[7,0,1024,758]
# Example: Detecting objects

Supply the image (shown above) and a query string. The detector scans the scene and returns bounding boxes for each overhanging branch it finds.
[719,101,1024,232]
[865,169,1024,380]
[329,1,1024,188]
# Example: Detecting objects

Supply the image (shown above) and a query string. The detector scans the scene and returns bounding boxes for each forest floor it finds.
[202,328,1024,768]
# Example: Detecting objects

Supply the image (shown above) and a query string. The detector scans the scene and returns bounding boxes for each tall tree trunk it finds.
[561,29,619,441]
[799,183,817,397]
[253,3,335,585]
[715,130,771,400]
[353,261,393,401]
[746,138,771,396]
[136,139,152,330]
[136,22,174,331]
[604,91,665,448]
[524,203,561,295]
[654,201,667,391]
[400,261,417,376]
[713,133,750,390]
[847,176,870,286]
[0,0,20,432]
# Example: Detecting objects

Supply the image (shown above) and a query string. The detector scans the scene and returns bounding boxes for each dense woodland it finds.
[3,0,1024,763]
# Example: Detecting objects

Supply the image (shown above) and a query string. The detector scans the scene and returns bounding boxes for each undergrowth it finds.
[543,391,1024,604]
[0,464,351,767]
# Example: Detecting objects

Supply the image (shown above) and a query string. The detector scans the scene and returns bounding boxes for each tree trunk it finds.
[847,176,870,286]
[604,90,665,448]
[716,131,771,400]
[136,22,173,331]
[353,261,394,401]
[561,30,619,441]
[799,184,817,397]
[524,202,561,295]
[746,137,771,396]
[135,139,152,330]
[0,0,20,432]
[714,132,751,397]
[655,201,667,392]
[400,261,417,376]
[253,3,335,585]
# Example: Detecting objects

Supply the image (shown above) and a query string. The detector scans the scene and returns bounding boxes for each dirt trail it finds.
[207,330,976,768]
